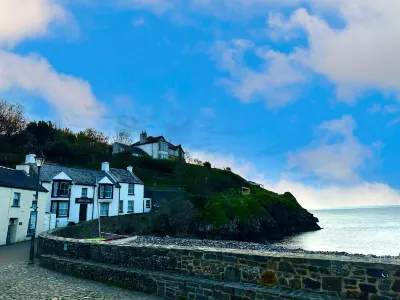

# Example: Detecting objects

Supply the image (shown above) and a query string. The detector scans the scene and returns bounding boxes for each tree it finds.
[193,158,203,166]
[0,99,26,136]
[184,151,194,163]
[114,129,133,145]
[225,167,232,172]
[203,161,211,170]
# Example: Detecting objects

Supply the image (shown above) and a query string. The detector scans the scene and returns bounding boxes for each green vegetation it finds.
[0,99,316,239]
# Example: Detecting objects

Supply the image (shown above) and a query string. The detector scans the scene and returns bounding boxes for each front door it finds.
[79,204,87,222]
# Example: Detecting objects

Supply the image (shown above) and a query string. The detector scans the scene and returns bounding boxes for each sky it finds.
[1,0,400,209]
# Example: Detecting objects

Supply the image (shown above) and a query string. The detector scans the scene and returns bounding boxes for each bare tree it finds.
[184,151,194,163]
[0,99,26,136]
[114,129,133,145]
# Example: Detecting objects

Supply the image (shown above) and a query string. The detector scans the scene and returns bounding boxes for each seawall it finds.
[38,229,400,300]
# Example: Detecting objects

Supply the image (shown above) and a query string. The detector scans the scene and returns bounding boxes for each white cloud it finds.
[0,0,68,48]
[0,50,105,128]
[132,18,145,27]
[211,40,305,108]
[272,179,400,210]
[190,149,400,209]
[269,1,400,101]
[288,115,376,182]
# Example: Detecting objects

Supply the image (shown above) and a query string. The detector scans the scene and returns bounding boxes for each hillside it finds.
[1,152,320,241]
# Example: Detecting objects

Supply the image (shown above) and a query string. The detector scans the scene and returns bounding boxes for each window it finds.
[50,201,69,217]
[128,201,134,212]
[100,203,109,216]
[99,184,113,199]
[82,188,88,198]
[52,181,71,197]
[128,184,134,195]
[51,202,57,214]
[58,202,69,217]
[159,142,168,152]
[146,200,151,209]
[119,200,123,213]
[12,193,20,207]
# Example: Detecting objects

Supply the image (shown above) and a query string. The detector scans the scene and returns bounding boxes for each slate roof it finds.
[130,147,148,156]
[29,164,143,186]
[0,166,48,192]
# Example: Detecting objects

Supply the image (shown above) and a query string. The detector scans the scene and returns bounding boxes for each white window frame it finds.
[128,184,134,195]
[128,201,134,212]
[82,187,88,197]
[100,203,109,217]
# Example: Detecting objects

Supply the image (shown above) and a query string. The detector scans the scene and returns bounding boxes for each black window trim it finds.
[98,184,114,199]
[52,180,71,198]
[50,200,70,218]
[11,192,21,207]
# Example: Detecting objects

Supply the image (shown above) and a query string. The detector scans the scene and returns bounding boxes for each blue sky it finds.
[1,0,400,209]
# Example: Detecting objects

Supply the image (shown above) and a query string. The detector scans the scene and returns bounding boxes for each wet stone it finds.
[344,279,357,285]
[391,279,400,292]
[346,290,360,299]
[278,262,295,274]
[303,278,321,290]
[258,271,277,286]
[366,268,389,278]
[359,283,377,294]
[224,267,241,282]
[295,269,307,276]
[353,270,365,276]
[289,278,302,290]
[319,267,331,275]
[367,278,377,284]
[378,284,390,291]
[369,295,391,300]
[322,277,342,292]
[278,277,288,287]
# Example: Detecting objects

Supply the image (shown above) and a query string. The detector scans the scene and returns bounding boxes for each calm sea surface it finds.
[274,207,400,256]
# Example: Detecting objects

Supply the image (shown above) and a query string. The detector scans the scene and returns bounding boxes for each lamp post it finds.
[29,151,45,264]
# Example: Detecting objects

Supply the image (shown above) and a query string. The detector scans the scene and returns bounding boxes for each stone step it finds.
[40,254,345,300]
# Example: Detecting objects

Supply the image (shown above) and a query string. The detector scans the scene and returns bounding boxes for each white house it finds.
[112,131,185,160]
[17,154,152,228]
[0,166,48,245]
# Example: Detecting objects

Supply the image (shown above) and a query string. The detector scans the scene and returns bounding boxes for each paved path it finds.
[0,243,162,300]
[0,241,32,263]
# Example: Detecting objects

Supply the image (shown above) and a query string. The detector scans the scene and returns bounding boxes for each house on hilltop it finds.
[17,154,151,228]
[112,131,185,160]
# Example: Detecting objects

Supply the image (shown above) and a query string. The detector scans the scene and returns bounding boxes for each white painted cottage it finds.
[0,166,48,245]
[112,131,185,160]
[17,155,151,228]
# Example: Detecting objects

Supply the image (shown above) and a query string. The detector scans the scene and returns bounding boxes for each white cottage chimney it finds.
[127,166,133,173]
[16,164,30,174]
[140,131,147,144]
[25,154,36,164]
[101,162,110,172]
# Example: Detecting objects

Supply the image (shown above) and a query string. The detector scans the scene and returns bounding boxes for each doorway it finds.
[79,204,87,222]
[6,219,18,245]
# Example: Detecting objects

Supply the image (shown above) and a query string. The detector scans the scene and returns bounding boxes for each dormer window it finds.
[52,181,71,197]
[99,184,113,199]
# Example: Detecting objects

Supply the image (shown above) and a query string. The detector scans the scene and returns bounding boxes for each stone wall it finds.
[38,230,400,299]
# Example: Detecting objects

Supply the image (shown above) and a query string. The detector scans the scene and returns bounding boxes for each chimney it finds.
[101,162,110,172]
[16,164,30,174]
[140,130,147,144]
[127,166,133,173]
[25,154,36,164]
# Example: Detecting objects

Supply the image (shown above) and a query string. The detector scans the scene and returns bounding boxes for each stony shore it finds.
[130,236,399,259]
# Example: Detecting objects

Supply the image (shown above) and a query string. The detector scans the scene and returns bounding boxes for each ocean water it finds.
[274,206,400,256]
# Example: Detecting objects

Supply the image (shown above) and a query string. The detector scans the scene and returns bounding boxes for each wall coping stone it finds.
[40,230,400,266]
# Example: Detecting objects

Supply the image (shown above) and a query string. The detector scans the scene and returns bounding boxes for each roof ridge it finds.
[0,165,16,171]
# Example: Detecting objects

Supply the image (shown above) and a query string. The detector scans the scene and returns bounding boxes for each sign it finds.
[29,211,37,230]
[75,197,93,204]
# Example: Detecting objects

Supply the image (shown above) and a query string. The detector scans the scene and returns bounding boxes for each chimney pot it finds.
[25,154,36,164]
[127,166,133,173]
[101,162,110,172]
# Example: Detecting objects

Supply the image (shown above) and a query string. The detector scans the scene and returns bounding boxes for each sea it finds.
[274,206,400,256]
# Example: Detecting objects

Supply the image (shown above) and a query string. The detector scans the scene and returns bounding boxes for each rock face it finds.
[58,194,320,243]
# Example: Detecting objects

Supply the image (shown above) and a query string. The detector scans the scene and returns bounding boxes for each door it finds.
[79,204,87,222]
[6,219,17,245]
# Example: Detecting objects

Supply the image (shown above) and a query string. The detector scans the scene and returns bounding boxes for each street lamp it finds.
[29,151,45,264]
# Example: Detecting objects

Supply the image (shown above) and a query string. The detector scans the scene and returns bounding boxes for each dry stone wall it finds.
[38,231,400,300]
